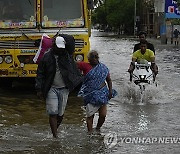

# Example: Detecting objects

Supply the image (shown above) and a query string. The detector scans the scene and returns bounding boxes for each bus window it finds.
[0,0,36,28]
[2,0,23,21]
[42,0,84,28]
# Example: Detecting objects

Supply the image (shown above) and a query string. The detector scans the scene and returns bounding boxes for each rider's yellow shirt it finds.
[132,49,155,62]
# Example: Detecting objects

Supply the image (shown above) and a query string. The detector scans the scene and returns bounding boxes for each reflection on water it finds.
[1,30,180,153]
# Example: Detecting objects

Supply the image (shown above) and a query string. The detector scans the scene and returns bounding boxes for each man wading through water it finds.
[35,36,83,138]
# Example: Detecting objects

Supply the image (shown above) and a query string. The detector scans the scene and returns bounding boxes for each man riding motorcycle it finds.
[134,31,155,54]
[128,40,158,80]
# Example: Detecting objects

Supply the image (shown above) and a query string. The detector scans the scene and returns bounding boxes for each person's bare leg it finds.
[57,115,64,129]
[86,115,94,133]
[96,105,107,131]
[49,115,58,138]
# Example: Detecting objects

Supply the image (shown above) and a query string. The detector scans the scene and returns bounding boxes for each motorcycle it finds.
[130,60,157,94]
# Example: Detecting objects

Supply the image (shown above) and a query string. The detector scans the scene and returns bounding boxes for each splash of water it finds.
[121,82,163,105]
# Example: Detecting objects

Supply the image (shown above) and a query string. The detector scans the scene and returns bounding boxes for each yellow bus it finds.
[0,0,93,84]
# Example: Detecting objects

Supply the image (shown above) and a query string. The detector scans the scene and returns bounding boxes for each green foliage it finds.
[92,5,107,26]
[171,19,180,25]
[92,0,135,34]
[177,0,180,3]
[106,0,134,27]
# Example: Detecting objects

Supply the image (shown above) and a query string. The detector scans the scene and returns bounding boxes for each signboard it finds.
[155,0,165,12]
[165,0,180,18]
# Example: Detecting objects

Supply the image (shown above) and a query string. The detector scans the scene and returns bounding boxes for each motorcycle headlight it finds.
[4,56,12,64]
[0,56,3,64]
[75,54,84,61]
[139,75,146,80]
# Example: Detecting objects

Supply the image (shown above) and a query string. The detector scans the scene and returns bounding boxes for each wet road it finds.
[0,30,180,154]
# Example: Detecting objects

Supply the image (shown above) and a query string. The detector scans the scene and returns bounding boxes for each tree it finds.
[105,0,134,34]
[92,4,107,30]
[92,0,135,35]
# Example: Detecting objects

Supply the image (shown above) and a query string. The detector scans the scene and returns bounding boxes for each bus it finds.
[0,0,93,84]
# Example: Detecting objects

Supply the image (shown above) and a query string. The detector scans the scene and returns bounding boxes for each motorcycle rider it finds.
[128,40,158,79]
[134,31,155,54]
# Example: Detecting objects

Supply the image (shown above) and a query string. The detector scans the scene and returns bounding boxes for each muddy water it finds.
[0,30,180,153]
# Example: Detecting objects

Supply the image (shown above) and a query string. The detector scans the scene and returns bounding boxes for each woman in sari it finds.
[77,50,117,133]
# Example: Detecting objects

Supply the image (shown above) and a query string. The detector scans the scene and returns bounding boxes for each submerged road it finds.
[0,30,180,153]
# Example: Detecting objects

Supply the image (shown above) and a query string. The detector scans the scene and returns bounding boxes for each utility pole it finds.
[134,0,137,36]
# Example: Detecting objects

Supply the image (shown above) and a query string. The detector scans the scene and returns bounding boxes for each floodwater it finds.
[0,30,180,154]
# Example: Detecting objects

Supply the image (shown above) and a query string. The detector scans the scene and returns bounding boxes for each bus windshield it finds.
[42,0,84,28]
[0,0,36,29]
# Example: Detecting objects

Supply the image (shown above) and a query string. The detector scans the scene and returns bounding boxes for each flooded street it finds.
[1,30,180,154]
